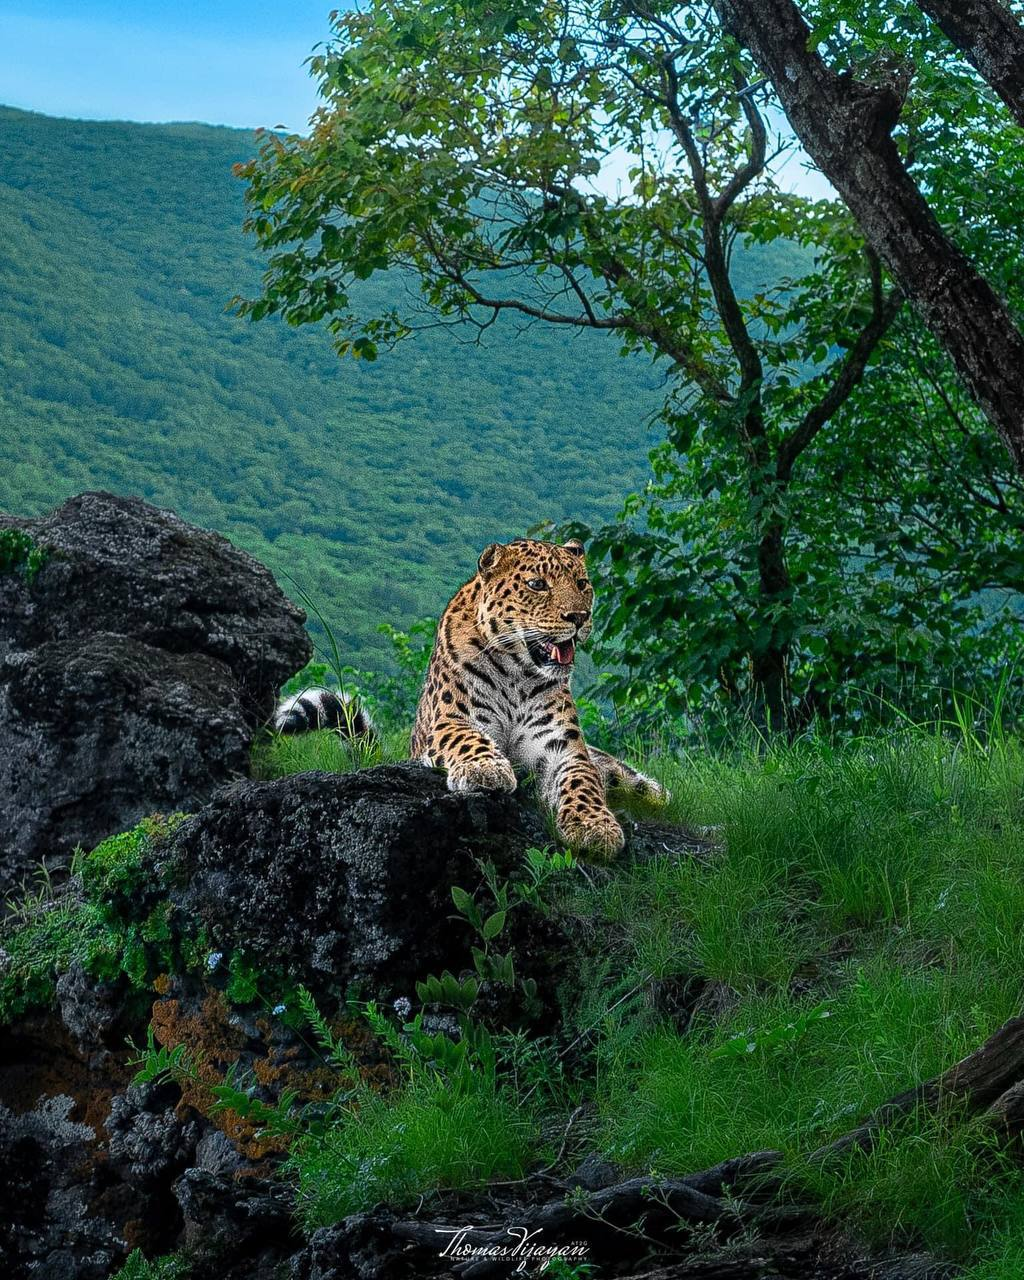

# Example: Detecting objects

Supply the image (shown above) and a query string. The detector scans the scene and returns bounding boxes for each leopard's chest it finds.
[459,660,567,759]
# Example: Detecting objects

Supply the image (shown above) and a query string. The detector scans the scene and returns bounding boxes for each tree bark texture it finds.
[813,1013,1024,1162]
[916,0,1024,129]
[713,0,1024,474]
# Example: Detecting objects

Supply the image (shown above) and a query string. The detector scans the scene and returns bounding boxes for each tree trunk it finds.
[754,519,791,733]
[713,0,1024,474]
[915,0,1024,129]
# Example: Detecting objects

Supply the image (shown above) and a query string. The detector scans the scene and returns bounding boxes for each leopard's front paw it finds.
[557,806,625,862]
[639,774,671,805]
[446,753,518,794]
[606,767,670,806]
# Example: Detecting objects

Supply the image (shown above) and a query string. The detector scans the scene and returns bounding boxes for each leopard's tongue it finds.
[551,640,575,666]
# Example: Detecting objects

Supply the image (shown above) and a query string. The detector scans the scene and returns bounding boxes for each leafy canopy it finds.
[238,0,1023,734]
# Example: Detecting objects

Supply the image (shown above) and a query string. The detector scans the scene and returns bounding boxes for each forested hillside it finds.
[0,106,664,663]
[0,106,808,666]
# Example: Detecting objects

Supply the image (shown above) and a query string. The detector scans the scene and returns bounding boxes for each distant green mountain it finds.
[0,105,799,669]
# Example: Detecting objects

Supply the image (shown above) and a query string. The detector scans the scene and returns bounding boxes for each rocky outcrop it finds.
[0,756,942,1280]
[0,1094,125,1280]
[0,492,310,886]
[0,767,582,1277]
[162,764,555,1004]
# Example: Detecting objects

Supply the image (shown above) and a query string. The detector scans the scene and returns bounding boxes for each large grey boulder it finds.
[0,491,308,700]
[0,492,310,887]
[163,763,555,1004]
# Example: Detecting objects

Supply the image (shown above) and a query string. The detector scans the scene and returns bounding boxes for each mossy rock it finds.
[0,814,190,1025]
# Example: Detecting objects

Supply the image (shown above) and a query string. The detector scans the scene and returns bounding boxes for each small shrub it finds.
[110,1249,190,1280]
[0,528,46,581]
[1,814,188,1023]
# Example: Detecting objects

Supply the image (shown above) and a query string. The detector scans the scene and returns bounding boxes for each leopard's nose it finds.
[562,611,589,627]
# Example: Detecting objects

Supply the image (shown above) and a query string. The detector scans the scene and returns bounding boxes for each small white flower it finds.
[206,951,223,971]
[393,996,412,1019]
[272,1003,286,1015]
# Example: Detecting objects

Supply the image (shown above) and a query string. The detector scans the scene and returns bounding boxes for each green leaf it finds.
[481,910,506,941]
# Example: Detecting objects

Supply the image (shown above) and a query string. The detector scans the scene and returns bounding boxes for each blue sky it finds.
[0,1,332,130]
[0,1,831,196]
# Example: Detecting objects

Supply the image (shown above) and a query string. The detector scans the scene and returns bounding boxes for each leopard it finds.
[411,537,666,859]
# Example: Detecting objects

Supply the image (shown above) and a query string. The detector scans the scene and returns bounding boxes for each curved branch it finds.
[661,51,766,419]
[778,261,904,480]
[715,75,769,222]
[420,216,733,404]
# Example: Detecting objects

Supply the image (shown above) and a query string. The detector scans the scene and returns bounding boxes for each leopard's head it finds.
[474,538,593,671]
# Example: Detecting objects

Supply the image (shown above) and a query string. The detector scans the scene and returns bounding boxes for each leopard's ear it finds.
[477,543,507,576]
[563,539,585,557]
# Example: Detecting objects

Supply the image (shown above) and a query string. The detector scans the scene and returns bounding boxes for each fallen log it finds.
[812,1013,1024,1162]
[383,1151,799,1278]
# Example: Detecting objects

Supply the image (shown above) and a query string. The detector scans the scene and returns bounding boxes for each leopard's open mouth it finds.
[528,637,576,668]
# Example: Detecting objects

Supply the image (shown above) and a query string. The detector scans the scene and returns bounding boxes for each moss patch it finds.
[1,813,188,1024]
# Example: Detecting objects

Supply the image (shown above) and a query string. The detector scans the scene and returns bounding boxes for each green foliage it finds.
[359,619,437,730]
[0,527,45,580]
[280,660,336,697]
[266,722,1024,1260]
[447,849,574,1008]
[0,886,106,1024]
[129,1025,192,1086]
[0,105,672,670]
[285,850,580,1225]
[127,1022,307,1140]
[82,814,186,908]
[110,1250,190,1280]
[0,815,187,1023]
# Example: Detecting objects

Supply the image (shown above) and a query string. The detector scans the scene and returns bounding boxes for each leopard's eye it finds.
[576,579,591,591]
[526,578,549,592]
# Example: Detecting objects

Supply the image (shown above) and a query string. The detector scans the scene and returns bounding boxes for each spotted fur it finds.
[274,687,376,741]
[411,538,665,860]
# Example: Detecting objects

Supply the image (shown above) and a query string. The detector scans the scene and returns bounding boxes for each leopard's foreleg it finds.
[522,695,625,860]
[587,746,669,804]
[420,717,517,794]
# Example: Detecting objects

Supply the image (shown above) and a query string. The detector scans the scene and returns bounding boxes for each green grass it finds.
[259,720,1024,1266]
[0,815,192,1022]
[250,727,404,779]
[568,728,1024,1261]
[289,1073,540,1228]
[11,718,1024,1268]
